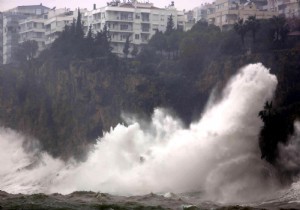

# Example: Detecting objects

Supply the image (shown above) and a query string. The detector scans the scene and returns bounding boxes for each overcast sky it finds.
[0,0,209,12]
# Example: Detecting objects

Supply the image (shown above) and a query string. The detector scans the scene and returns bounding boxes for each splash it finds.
[0,63,280,203]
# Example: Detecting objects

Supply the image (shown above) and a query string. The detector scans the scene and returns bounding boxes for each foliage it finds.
[165,14,175,36]
[270,16,290,49]
[50,13,112,67]
[123,35,131,58]
[180,21,222,73]
[148,30,167,54]
[258,101,294,164]
[245,16,260,43]
[15,40,38,63]
[131,44,139,57]
[75,10,84,39]
[234,18,248,45]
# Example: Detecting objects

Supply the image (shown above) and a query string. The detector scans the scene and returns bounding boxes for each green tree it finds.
[149,30,167,55]
[94,24,112,56]
[131,44,139,57]
[180,21,221,73]
[123,35,131,58]
[87,25,93,40]
[75,9,84,39]
[246,16,260,43]
[15,40,39,63]
[166,29,183,59]
[165,14,175,35]
[234,18,248,45]
[85,25,95,57]
[191,20,209,32]
[258,101,294,164]
[270,16,289,48]
[258,101,273,123]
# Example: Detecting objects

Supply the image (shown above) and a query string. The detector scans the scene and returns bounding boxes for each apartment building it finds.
[1,1,186,63]
[19,14,48,52]
[44,8,77,46]
[2,5,49,64]
[87,1,179,55]
[44,8,89,46]
[207,0,278,30]
[193,3,215,22]
[276,0,300,17]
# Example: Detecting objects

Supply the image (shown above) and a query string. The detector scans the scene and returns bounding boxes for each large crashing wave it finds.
[0,63,283,203]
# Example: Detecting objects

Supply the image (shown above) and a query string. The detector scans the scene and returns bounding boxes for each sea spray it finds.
[0,127,65,194]
[0,63,281,203]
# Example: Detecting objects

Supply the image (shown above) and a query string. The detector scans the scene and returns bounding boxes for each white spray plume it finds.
[0,63,281,203]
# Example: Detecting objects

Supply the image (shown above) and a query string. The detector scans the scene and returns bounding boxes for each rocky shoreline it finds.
[0,190,299,210]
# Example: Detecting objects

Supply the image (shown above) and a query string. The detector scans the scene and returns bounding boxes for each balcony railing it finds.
[141,18,149,22]
[107,16,133,21]
[141,28,150,32]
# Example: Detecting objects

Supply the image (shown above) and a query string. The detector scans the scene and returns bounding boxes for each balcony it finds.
[141,28,150,33]
[19,28,45,34]
[109,25,133,32]
[19,37,45,43]
[107,16,134,22]
[141,18,150,22]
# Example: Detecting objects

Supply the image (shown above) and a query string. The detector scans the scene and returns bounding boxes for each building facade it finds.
[2,5,49,64]
[1,1,186,63]
[205,0,278,30]
[19,14,48,52]
[87,1,179,55]
[193,3,215,22]
[276,0,300,18]
[44,8,78,46]
[194,0,300,30]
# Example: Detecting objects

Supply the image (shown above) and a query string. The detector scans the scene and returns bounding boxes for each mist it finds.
[0,63,285,204]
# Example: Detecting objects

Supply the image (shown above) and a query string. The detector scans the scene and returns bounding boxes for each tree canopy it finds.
[15,40,38,63]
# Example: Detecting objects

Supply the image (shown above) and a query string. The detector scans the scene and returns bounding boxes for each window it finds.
[135,34,139,39]
[36,32,43,38]
[120,24,129,30]
[152,24,159,30]
[121,34,127,40]
[152,14,159,21]
[36,9,42,15]
[120,12,133,20]
[135,14,140,19]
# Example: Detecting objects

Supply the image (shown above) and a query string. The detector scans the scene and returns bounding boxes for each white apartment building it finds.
[87,1,179,55]
[44,8,78,46]
[19,14,48,52]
